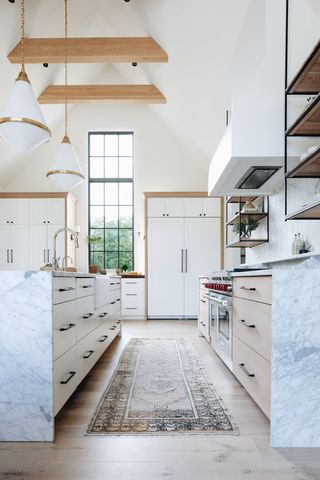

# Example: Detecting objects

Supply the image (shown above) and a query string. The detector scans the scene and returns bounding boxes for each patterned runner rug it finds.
[87,338,238,435]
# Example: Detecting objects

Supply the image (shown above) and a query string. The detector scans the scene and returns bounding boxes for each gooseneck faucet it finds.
[52,227,79,270]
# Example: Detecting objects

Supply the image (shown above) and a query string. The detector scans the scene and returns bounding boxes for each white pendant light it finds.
[0,0,51,152]
[47,0,84,191]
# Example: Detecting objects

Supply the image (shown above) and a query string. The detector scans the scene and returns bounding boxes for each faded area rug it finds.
[87,338,238,435]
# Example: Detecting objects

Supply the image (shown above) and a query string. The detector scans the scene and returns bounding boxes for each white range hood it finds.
[208,0,285,197]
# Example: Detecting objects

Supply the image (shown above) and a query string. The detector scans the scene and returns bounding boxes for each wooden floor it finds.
[0,320,319,480]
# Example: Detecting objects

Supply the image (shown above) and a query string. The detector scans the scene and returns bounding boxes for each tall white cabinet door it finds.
[10,226,29,270]
[148,218,184,317]
[29,199,47,225]
[0,226,11,269]
[184,218,221,317]
[29,225,48,269]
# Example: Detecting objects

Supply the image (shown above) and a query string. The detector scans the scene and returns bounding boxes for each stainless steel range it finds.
[204,271,233,370]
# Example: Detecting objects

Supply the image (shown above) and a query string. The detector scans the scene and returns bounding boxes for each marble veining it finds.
[0,271,53,441]
[271,269,320,447]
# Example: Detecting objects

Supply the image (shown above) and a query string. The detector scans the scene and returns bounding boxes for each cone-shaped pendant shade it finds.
[0,72,51,152]
[47,135,84,190]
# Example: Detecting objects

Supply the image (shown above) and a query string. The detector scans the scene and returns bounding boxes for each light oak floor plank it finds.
[0,320,319,480]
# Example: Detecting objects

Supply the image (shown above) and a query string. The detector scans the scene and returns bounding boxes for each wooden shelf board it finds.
[286,94,320,136]
[226,239,268,248]
[226,212,268,226]
[226,196,258,204]
[38,84,166,104]
[8,37,168,64]
[285,200,320,220]
[286,146,320,177]
[287,40,320,94]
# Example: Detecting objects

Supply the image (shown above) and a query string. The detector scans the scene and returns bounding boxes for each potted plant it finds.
[121,263,129,273]
[233,217,260,239]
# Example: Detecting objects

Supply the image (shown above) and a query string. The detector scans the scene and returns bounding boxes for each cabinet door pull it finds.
[99,335,108,342]
[126,307,137,310]
[60,323,76,332]
[239,363,255,377]
[58,287,75,292]
[116,320,121,324]
[110,282,116,286]
[185,249,188,273]
[83,350,95,359]
[239,319,256,328]
[126,281,137,284]
[126,293,137,296]
[181,249,184,273]
[82,284,93,289]
[6,249,9,263]
[240,286,256,291]
[82,313,94,319]
[99,312,108,318]
[10,249,13,263]
[43,249,46,263]
[200,299,205,303]
[110,301,116,305]
[47,249,50,263]
[116,298,120,301]
[60,371,76,384]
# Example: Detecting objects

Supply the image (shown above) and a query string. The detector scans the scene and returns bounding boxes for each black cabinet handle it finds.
[240,286,256,291]
[60,323,76,331]
[239,319,256,328]
[82,313,94,319]
[99,335,108,342]
[116,298,120,301]
[60,371,76,384]
[83,350,95,359]
[116,320,121,324]
[110,326,116,330]
[239,363,255,377]
[58,287,75,292]
[110,301,116,305]
[99,312,108,318]
[110,282,116,286]
[200,299,205,303]
[82,285,93,289]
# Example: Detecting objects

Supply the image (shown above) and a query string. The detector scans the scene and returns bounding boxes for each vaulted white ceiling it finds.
[0,0,251,188]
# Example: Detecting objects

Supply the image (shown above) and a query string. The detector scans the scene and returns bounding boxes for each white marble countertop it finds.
[51,271,96,278]
[231,269,272,277]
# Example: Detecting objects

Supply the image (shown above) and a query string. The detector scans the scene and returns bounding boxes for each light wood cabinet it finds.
[232,274,272,418]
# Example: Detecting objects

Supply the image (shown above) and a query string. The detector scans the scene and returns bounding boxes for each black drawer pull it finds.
[110,282,116,286]
[110,301,116,305]
[60,323,76,332]
[117,298,120,301]
[58,287,75,292]
[240,286,256,291]
[82,313,94,319]
[60,371,76,384]
[116,320,121,324]
[239,319,256,328]
[110,326,116,330]
[82,285,93,289]
[99,312,108,318]
[200,299,205,303]
[83,350,95,359]
[99,335,108,342]
[239,363,255,377]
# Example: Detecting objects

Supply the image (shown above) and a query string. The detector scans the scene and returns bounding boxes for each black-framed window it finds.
[88,132,134,271]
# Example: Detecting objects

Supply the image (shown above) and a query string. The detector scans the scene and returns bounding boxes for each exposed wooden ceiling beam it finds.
[38,85,167,104]
[8,37,168,64]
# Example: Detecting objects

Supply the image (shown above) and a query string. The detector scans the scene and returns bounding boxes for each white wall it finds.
[4,104,210,272]
[246,0,320,265]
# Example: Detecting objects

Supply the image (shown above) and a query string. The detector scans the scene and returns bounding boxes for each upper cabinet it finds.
[29,198,65,225]
[0,199,29,225]
[147,196,221,218]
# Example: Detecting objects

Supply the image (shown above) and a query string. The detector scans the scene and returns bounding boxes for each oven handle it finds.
[204,295,230,308]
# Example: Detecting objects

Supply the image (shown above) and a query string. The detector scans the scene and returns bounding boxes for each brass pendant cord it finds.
[64,0,68,138]
[21,0,25,72]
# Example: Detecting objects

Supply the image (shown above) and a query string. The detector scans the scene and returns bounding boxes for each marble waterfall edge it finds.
[271,269,320,447]
[0,271,53,441]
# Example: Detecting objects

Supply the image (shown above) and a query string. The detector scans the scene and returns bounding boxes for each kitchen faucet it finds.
[52,227,79,270]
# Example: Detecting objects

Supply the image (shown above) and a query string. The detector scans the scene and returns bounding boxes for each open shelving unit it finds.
[285,9,320,220]
[225,196,269,248]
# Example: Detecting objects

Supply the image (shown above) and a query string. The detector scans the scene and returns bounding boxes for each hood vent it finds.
[234,166,282,190]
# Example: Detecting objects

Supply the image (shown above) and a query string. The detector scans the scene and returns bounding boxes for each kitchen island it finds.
[0,270,121,441]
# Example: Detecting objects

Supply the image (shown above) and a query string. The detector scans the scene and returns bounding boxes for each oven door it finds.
[209,299,217,348]
[215,301,232,369]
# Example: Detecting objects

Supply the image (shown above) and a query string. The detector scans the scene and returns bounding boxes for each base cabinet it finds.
[121,277,145,319]
[53,275,122,416]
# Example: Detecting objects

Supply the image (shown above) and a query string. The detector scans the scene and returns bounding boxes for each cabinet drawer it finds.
[54,345,78,416]
[76,295,100,340]
[233,336,270,418]
[53,301,77,360]
[233,297,271,361]
[77,329,101,382]
[233,276,272,304]
[53,277,76,305]
[122,279,144,294]
[121,303,145,316]
[76,278,95,298]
